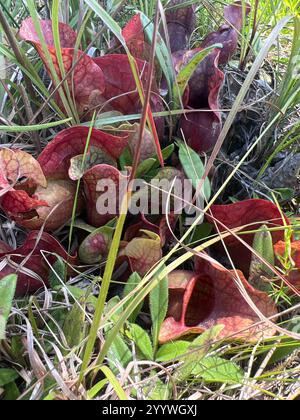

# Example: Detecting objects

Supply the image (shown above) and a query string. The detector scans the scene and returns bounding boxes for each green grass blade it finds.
[0,118,72,132]
[52,0,78,121]
[0,274,17,339]
[79,196,129,384]
[139,11,175,94]
[99,366,128,400]
[26,0,75,121]
[149,266,168,352]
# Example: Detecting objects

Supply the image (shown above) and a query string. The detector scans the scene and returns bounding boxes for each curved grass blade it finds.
[0,274,17,339]
[0,118,72,132]
[173,43,222,109]
[139,11,175,94]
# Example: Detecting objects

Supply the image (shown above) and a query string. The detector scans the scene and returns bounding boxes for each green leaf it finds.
[268,329,300,365]
[136,158,157,178]
[160,144,175,161]
[107,334,133,371]
[249,225,275,291]
[84,0,124,43]
[176,325,224,381]
[0,119,72,133]
[0,369,19,387]
[145,378,170,400]
[192,356,244,384]
[274,188,294,201]
[98,366,128,400]
[3,381,20,400]
[154,144,175,167]
[105,296,123,321]
[127,323,154,360]
[156,341,190,362]
[178,141,211,200]
[149,266,169,351]
[107,0,124,13]
[173,44,222,109]
[79,169,128,383]
[87,379,108,399]
[141,144,175,179]
[190,325,224,352]
[62,286,98,309]
[48,258,67,289]
[104,297,133,371]
[27,0,75,120]
[139,12,174,95]
[0,274,17,339]
[252,225,275,267]
[190,223,213,245]
[63,301,86,349]
[123,272,143,323]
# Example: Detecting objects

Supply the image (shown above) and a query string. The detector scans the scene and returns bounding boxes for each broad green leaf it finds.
[48,258,67,289]
[190,325,225,352]
[123,272,144,323]
[192,356,244,384]
[0,369,19,387]
[160,144,175,161]
[190,223,213,245]
[104,297,132,371]
[149,266,169,351]
[178,141,211,200]
[0,274,17,339]
[176,325,224,381]
[3,381,20,400]
[268,333,300,365]
[249,225,275,291]
[145,378,170,400]
[153,144,175,168]
[156,341,190,362]
[10,336,26,366]
[274,188,294,201]
[127,323,154,360]
[136,158,157,178]
[105,296,123,322]
[107,333,133,371]
[173,44,222,109]
[63,301,86,349]
[140,144,175,179]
